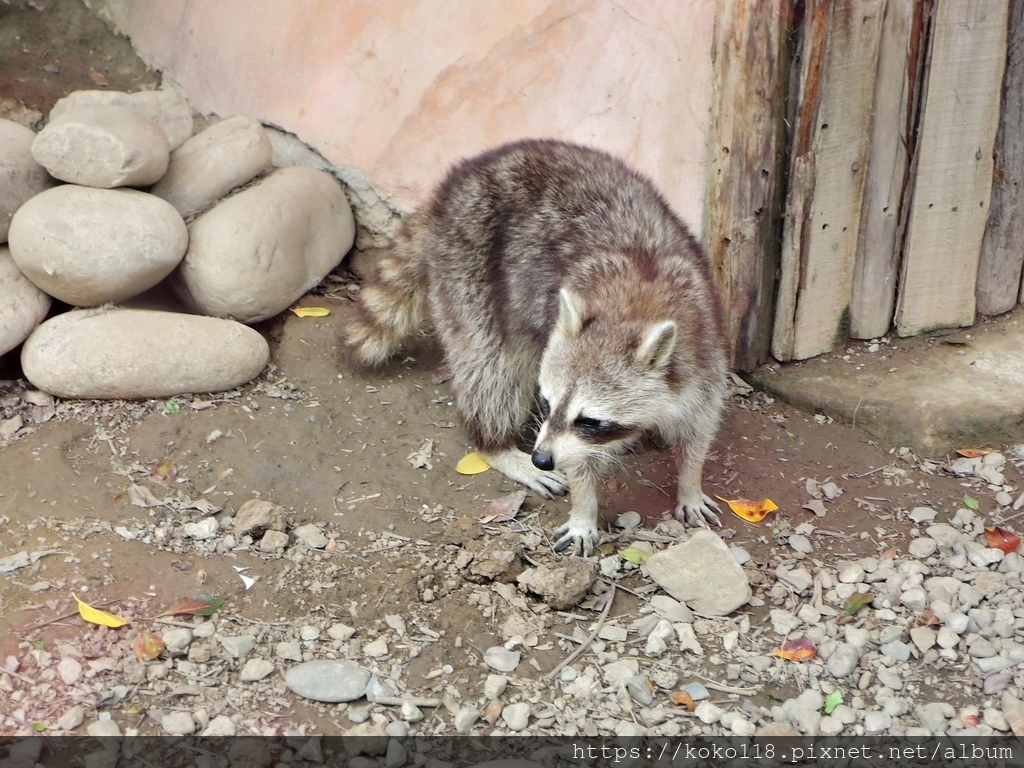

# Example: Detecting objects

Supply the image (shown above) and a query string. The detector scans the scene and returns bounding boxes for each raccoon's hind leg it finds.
[672,433,722,528]
[342,217,429,368]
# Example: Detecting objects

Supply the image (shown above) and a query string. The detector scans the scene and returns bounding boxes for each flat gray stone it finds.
[151,115,272,216]
[160,711,195,736]
[284,659,370,703]
[293,524,329,549]
[8,185,186,307]
[826,642,860,678]
[239,658,275,682]
[21,308,269,399]
[173,166,354,323]
[501,702,530,732]
[219,634,257,659]
[32,105,169,187]
[0,119,56,242]
[0,248,51,356]
[645,530,751,616]
[749,307,1024,453]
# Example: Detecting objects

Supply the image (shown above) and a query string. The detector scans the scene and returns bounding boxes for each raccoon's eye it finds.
[574,415,603,430]
[539,396,551,418]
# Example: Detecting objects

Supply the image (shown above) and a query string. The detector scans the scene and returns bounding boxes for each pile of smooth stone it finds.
[0,88,355,399]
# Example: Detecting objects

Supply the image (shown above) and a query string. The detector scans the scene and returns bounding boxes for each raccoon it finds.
[344,139,728,555]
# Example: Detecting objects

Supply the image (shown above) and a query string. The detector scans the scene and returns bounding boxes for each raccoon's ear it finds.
[555,287,587,338]
[635,320,677,372]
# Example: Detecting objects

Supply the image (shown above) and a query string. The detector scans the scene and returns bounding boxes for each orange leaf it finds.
[715,495,778,523]
[72,594,128,628]
[962,714,980,727]
[918,608,940,629]
[774,636,816,662]
[131,630,165,660]
[956,448,991,458]
[985,526,1021,554]
[152,596,223,619]
[669,690,696,710]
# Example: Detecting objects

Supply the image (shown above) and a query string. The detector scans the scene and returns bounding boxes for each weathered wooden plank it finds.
[849,0,929,339]
[772,0,885,361]
[894,0,1009,336]
[705,0,793,372]
[977,0,1024,316]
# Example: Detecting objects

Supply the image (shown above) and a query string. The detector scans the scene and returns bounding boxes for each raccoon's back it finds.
[422,139,709,343]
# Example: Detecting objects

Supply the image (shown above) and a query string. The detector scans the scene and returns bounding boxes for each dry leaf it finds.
[456,452,490,475]
[88,70,108,85]
[774,636,816,662]
[715,495,778,523]
[481,490,527,524]
[127,483,163,508]
[153,596,223,619]
[956,448,991,458]
[431,365,452,385]
[802,499,826,517]
[153,459,176,481]
[407,439,434,470]
[918,608,940,629]
[669,690,696,710]
[984,526,1021,554]
[843,592,873,617]
[72,594,128,628]
[131,630,165,660]
[618,546,652,564]
[290,306,330,318]
[431,420,456,429]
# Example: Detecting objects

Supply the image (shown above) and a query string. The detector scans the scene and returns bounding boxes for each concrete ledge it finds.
[747,307,1024,456]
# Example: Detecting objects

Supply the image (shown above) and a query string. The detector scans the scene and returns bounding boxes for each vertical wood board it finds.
[895,0,1009,336]
[773,0,885,361]
[849,0,926,339]
[705,0,792,372]
[977,0,1024,315]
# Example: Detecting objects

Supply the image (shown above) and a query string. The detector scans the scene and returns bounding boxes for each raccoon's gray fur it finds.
[345,139,728,555]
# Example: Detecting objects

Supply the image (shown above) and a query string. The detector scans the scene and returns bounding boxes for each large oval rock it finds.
[0,119,56,242]
[151,116,272,216]
[8,185,187,307]
[0,247,51,356]
[21,308,269,399]
[284,660,370,703]
[174,166,354,323]
[644,530,752,616]
[50,88,193,150]
[32,105,170,188]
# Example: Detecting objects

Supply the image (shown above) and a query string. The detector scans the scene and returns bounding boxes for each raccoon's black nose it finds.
[532,449,555,471]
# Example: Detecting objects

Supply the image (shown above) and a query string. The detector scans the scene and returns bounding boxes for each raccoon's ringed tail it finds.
[344,254,428,368]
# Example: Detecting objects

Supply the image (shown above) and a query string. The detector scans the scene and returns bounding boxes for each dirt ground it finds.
[1,0,1021,739]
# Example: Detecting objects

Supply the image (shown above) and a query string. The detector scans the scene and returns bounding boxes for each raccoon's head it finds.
[532,287,678,474]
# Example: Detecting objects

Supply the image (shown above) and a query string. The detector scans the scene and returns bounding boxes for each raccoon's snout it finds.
[532,449,555,471]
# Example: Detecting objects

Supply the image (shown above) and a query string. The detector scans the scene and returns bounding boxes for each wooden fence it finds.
[707,0,1022,371]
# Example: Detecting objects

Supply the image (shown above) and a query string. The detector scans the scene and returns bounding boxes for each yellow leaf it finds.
[72,593,128,628]
[619,546,652,564]
[456,452,490,475]
[290,306,331,318]
[716,495,778,523]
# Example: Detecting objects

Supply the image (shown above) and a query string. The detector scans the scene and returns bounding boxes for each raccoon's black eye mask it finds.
[573,415,635,442]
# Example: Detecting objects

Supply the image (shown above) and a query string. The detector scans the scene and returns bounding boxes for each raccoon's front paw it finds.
[480,448,569,499]
[674,494,722,528]
[552,520,601,556]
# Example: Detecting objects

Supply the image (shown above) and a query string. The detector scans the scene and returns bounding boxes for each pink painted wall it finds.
[90,0,715,231]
